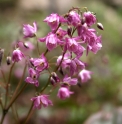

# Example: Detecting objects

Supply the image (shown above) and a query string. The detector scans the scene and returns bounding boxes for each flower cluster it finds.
[10,7,103,109]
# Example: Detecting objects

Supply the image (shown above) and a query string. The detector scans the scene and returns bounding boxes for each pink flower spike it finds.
[79,69,92,83]
[12,49,24,62]
[57,87,73,100]
[31,95,53,109]
[23,22,37,38]
[25,68,39,87]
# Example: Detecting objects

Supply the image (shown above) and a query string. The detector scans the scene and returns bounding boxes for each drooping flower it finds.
[79,69,92,83]
[77,23,96,42]
[25,68,39,87]
[33,54,48,72]
[31,95,53,109]
[70,58,85,76]
[63,75,78,85]
[57,52,71,69]
[39,32,59,51]
[56,28,67,40]
[23,22,37,38]
[57,87,73,100]
[67,11,81,27]
[12,49,24,62]
[87,36,102,54]
[44,13,66,31]
[83,11,96,26]
[66,37,79,53]
[74,44,85,58]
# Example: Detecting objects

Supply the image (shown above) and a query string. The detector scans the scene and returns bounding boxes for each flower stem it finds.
[0,68,6,84]
[4,62,15,108]
[35,35,40,55]
[40,50,66,93]
[6,83,27,111]
[0,83,28,124]
[23,102,34,124]
[44,49,48,56]
[12,64,27,99]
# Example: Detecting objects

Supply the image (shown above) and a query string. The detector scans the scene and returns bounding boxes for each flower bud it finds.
[50,77,56,86]
[59,68,64,75]
[0,49,4,66]
[97,22,104,30]
[51,72,60,83]
[67,25,72,37]
[23,42,29,49]
[6,56,11,65]
[81,17,86,25]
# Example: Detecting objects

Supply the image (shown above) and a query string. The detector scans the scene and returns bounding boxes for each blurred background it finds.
[0,0,122,124]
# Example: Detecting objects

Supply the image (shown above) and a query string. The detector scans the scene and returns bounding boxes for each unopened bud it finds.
[23,42,29,49]
[67,25,72,37]
[51,72,60,83]
[0,49,4,66]
[81,17,86,25]
[6,56,11,65]
[59,68,64,75]
[50,77,56,86]
[61,82,70,87]
[97,22,104,30]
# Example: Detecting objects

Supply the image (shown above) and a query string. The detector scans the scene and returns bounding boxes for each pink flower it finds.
[77,23,96,42]
[74,45,85,58]
[87,36,102,54]
[33,54,48,72]
[67,11,81,27]
[31,95,53,109]
[12,49,24,62]
[83,11,96,26]
[63,76,78,85]
[70,58,85,76]
[39,33,59,51]
[25,68,39,87]
[57,87,73,100]
[79,69,92,83]
[44,13,66,31]
[57,52,71,69]
[23,22,37,38]
[66,38,79,53]
[56,28,67,40]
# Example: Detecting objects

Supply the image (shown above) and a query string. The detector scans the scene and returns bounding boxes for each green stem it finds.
[6,83,27,110]
[40,50,66,93]
[44,49,48,56]
[11,104,19,124]
[12,64,27,99]
[4,62,15,108]
[35,35,40,55]
[0,112,6,124]
[0,83,28,124]
[0,68,6,84]
[23,102,34,124]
